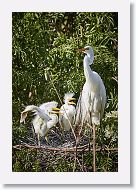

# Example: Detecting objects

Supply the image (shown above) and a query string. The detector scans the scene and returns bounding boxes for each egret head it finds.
[64,92,76,105]
[79,45,94,65]
[20,111,28,124]
[79,45,92,54]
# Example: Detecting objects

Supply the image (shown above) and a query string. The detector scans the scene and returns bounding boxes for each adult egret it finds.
[20,101,60,146]
[75,45,106,126]
[59,92,76,131]
[75,45,106,172]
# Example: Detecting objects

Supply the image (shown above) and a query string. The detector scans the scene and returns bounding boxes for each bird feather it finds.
[39,101,58,114]
[64,92,75,103]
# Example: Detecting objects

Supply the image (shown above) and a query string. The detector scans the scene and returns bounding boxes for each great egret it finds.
[20,101,60,146]
[59,92,76,131]
[75,45,106,126]
[75,45,106,172]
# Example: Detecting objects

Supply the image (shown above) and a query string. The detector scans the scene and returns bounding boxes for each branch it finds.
[13,144,118,153]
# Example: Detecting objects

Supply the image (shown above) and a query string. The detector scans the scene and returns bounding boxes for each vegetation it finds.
[12,12,118,172]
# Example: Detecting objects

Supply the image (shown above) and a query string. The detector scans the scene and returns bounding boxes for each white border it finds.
[0,0,130,184]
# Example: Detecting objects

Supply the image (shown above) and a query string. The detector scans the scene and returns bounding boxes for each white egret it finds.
[59,92,76,131]
[75,45,106,126]
[75,45,106,172]
[20,101,60,146]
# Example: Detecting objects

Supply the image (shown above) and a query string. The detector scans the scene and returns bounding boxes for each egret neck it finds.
[83,54,94,83]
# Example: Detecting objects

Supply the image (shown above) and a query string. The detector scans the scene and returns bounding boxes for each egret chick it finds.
[20,101,60,146]
[59,92,76,132]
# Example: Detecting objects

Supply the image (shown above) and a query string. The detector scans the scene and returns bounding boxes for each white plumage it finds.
[20,101,60,145]
[59,92,76,131]
[75,46,106,126]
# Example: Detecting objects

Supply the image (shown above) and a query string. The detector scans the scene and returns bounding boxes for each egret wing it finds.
[37,109,51,121]
[39,101,58,114]
[99,80,106,118]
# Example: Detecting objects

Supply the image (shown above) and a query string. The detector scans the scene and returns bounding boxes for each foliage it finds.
[12,12,118,172]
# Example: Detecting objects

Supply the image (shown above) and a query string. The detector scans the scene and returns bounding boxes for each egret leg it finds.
[45,128,50,143]
[61,130,65,143]
[59,123,65,142]
[93,124,96,172]
[88,124,92,154]
[31,124,37,144]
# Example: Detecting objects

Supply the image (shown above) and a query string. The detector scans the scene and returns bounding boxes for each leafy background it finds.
[12,12,118,172]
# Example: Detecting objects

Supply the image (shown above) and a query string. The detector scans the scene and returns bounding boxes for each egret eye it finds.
[85,47,89,50]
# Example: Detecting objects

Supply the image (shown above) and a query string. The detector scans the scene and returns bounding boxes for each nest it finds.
[25,123,92,149]
[13,114,119,172]
[14,123,117,152]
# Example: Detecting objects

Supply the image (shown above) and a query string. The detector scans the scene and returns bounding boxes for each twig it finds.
[82,150,87,172]
[73,141,78,172]
[76,157,85,172]
[13,144,118,153]
[93,124,96,172]
[112,76,118,82]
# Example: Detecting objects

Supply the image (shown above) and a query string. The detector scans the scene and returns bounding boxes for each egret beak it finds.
[50,107,60,114]
[78,47,89,53]
[68,101,76,105]
[68,97,76,101]
[50,111,60,114]
[68,97,76,105]
[52,107,60,111]
[78,47,86,52]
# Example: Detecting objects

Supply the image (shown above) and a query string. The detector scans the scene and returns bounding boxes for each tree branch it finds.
[13,144,118,153]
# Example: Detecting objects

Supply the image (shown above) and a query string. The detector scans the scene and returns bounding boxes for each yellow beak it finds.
[50,111,60,114]
[52,107,60,111]
[50,107,60,114]
[68,97,76,101]
[68,101,76,105]
[78,47,86,52]
[68,97,76,105]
